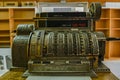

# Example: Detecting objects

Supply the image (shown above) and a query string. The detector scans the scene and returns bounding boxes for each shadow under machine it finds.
[12,2,112,79]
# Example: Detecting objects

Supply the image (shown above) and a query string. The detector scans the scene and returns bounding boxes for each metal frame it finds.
[35,2,88,13]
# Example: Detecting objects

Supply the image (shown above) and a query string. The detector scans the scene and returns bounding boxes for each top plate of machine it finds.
[36,2,88,13]
[34,2,91,28]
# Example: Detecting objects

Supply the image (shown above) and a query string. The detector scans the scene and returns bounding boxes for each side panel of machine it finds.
[12,24,35,67]
[12,35,29,67]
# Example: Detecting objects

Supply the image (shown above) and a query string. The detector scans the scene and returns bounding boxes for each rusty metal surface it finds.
[28,31,100,57]
[11,2,108,78]
[28,60,90,73]
[12,25,106,75]
[89,2,101,20]
[16,24,34,35]
[12,35,29,67]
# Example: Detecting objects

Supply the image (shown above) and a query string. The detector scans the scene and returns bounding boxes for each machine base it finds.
[22,70,97,78]
[0,70,119,80]
[0,63,118,80]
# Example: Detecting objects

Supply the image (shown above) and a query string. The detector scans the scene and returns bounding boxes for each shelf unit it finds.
[0,8,10,47]
[10,8,35,46]
[0,7,35,47]
[12,8,34,29]
[95,8,110,58]
[96,8,120,59]
[109,8,120,59]
[0,30,10,47]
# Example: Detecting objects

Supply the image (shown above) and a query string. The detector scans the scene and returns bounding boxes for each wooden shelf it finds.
[0,8,9,19]
[101,8,110,19]
[96,8,120,59]
[110,30,120,37]
[0,29,9,31]
[111,18,120,20]
[0,7,35,47]
[0,30,10,36]
[0,20,9,30]
[109,42,120,57]
[0,7,9,46]
[104,42,109,58]
[110,9,120,18]
[96,19,110,29]
[111,19,120,28]
[0,35,10,37]
[112,28,120,30]
[101,18,110,20]
[109,9,120,59]
[107,57,120,60]
[14,18,33,20]
[0,19,9,20]
[0,41,10,43]
[96,28,109,30]
[13,8,35,19]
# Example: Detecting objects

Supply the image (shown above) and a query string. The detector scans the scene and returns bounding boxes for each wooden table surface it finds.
[0,70,119,80]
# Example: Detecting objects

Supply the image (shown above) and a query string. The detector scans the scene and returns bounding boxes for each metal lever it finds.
[106,37,120,41]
